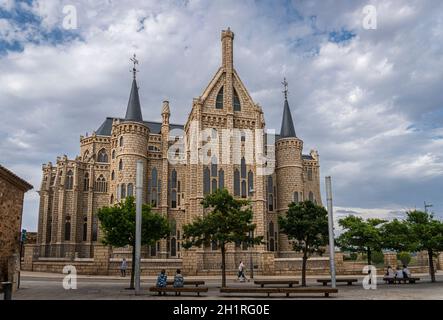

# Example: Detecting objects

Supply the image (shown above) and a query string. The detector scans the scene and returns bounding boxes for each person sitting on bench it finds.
[173,269,184,288]
[385,266,395,283]
[395,266,404,280]
[156,269,168,295]
[402,265,411,279]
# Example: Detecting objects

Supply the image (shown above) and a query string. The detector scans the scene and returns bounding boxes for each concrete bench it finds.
[254,280,299,288]
[383,277,420,284]
[220,287,338,297]
[149,286,208,296]
[317,278,358,286]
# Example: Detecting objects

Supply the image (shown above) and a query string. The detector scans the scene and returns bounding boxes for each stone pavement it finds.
[3,271,443,300]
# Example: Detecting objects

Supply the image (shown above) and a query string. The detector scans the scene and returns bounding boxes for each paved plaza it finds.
[3,271,443,300]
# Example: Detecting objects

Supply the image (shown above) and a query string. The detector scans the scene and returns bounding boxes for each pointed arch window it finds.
[218,169,224,189]
[111,170,115,180]
[171,190,177,208]
[240,157,246,178]
[112,150,116,159]
[234,169,240,196]
[121,183,126,198]
[268,194,274,212]
[82,217,88,241]
[97,148,108,163]
[64,216,71,241]
[233,88,241,111]
[119,159,123,171]
[66,170,73,190]
[267,175,274,211]
[119,136,124,147]
[95,174,108,193]
[203,167,210,195]
[211,179,217,193]
[83,172,89,191]
[248,170,254,196]
[211,157,218,177]
[216,86,224,109]
[149,167,158,207]
[241,180,247,198]
[127,183,133,197]
[293,192,299,203]
[309,191,314,202]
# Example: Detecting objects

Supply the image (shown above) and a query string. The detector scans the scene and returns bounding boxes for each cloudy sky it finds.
[1,0,442,231]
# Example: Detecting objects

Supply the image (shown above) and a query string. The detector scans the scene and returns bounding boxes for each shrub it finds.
[397,251,411,265]
[372,251,384,265]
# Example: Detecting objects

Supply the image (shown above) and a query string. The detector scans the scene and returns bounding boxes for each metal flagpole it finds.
[135,160,143,294]
[325,176,336,289]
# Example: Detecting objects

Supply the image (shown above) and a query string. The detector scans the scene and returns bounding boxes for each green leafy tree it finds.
[381,219,414,253]
[278,200,329,287]
[337,215,386,266]
[405,210,443,282]
[97,196,170,289]
[182,189,263,288]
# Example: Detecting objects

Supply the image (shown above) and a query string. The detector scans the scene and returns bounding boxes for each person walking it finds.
[238,261,246,282]
[120,258,127,277]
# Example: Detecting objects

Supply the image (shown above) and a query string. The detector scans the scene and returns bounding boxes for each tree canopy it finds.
[278,200,329,286]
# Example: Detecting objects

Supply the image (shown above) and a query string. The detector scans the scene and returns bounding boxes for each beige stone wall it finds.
[0,177,25,282]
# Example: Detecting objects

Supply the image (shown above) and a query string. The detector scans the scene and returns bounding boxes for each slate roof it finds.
[279,98,296,139]
[96,117,184,136]
[124,79,143,122]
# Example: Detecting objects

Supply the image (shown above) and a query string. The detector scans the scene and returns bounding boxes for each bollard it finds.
[2,282,12,300]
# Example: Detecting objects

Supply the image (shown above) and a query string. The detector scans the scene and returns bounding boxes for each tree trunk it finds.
[301,251,308,287]
[221,244,226,288]
[129,243,136,289]
[367,247,372,266]
[428,249,436,283]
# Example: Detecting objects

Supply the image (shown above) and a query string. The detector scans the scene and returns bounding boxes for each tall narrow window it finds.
[309,191,314,202]
[64,216,71,241]
[215,86,224,109]
[268,222,275,251]
[248,170,253,196]
[171,169,177,188]
[66,170,73,190]
[293,192,299,203]
[234,169,240,196]
[82,217,88,241]
[119,136,123,147]
[241,157,246,178]
[171,190,177,208]
[112,150,115,159]
[121,183,126,198]
[83,150,89,162]
[127,183,133,197]
[218,169,224,189]
[203,167,210,195]
[171,238,177,256]
[111,170,115,180]
[211,157,218,177]
[307,167,313,181]
[110,194,114,204]
[241,180,247,198]
[92,215,98,241]
[97,148,108,163]
[150,168,158,207]
[119,159,123,170]
[211,179,217,193]
[83,172,89,191]
[233,88,241,111]
[268,194,274,212]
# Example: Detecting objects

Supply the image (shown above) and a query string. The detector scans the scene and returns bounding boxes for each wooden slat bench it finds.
[317,278,358,286]
[166,280,205,287]
[149,286,208,296]
[220,287,338,297]
[383,277,420,284]
[254,280,299,288]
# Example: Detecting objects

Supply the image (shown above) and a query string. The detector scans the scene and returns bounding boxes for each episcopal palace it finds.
[35,29,322,270]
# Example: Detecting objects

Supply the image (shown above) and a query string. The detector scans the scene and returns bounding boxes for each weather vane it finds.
[130,53,139,79]
[282,77,288,100]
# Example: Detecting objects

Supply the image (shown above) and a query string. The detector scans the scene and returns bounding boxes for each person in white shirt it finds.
[395,266,403,279]
[402,265,411,278]
[238,261,245,282]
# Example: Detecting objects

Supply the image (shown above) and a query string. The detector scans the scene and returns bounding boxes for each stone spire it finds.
[279,78,296,138]
[125,54,143,122]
